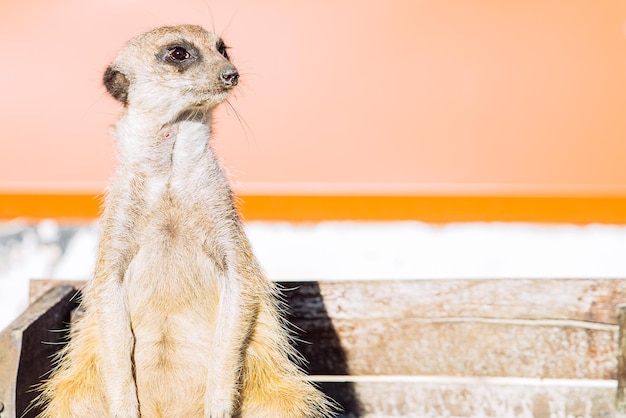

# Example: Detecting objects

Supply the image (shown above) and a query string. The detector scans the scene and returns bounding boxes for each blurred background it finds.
[2,0,626,330]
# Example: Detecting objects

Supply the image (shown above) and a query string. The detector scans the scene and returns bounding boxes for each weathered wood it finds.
[29,280,85,305]
[617,304,626,414]
[285,279,626,324]
[295,318,618,379]
[31,279,626,325]
[319,376,617,418]
[281,279,626,379]
[30,279,626,324]
[22,279,626,416]
[28,279,626,379]
[0,286,78,418]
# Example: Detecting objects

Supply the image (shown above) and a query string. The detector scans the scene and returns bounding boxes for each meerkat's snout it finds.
[220,64,239,88]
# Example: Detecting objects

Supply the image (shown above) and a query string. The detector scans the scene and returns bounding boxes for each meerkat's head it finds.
[103,25,238,119]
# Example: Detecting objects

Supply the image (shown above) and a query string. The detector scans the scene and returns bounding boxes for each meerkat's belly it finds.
[123,216,222,416]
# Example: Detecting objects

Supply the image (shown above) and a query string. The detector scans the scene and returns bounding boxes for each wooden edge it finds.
[4,193,626,223]
[0,286,78,418]
[30,280,86,305]
[281,279,626,326]
[30,278,626,323]
[617,304,626,413]
[316,376,618,417]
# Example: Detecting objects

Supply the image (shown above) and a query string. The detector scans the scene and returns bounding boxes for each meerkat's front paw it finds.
[112,409,140,418]
[204,406,233,418]
[204,392,235,418]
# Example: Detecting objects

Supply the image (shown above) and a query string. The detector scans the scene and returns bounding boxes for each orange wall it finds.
[1,1,626,204]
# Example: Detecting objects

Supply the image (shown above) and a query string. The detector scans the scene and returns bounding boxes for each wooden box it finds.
[2,279,626,417]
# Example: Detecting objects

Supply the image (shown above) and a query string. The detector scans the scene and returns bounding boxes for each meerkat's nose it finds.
[220,65,239,87]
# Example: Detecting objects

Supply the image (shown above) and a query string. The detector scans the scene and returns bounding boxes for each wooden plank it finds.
[31,279,626,324]
[318,376,617,418]
[284,280,626,378]
[286,279,626,324]
[295,318,617,379]
[288,279,626,379]
[617,304,626,414]
[29,280,85,305]
[0,286,78,418]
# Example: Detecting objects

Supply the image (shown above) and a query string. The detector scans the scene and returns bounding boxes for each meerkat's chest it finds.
[121,219,222,411]
[123,201,222,313]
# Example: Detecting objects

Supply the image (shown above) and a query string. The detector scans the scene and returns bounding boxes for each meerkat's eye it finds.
[169,46,191,62]
[216,39,229,60]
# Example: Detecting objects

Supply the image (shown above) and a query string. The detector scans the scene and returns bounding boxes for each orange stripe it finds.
[0,194,103,222]
[2,193,626,223]
[239,195,626,223]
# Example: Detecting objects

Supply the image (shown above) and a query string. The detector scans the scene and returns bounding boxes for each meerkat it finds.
[36,24,334,418]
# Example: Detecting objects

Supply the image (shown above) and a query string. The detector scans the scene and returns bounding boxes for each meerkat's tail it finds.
[240,287,338,418]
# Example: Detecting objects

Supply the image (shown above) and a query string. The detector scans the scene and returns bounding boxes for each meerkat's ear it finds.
[103,66,130,105]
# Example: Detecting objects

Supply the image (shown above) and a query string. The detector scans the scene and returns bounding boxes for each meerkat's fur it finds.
[36,25,334,418]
